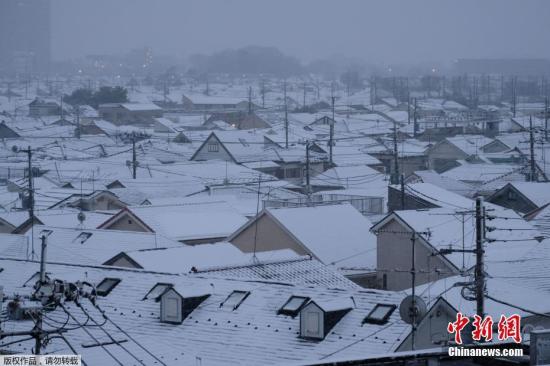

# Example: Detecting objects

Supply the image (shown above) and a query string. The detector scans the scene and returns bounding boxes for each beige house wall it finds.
[376,219,455,290]
[230,214,307,255]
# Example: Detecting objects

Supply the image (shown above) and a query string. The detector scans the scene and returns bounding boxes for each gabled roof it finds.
[97,206,155,232]
[506,182,550,208]
[98,202,248,241]
[229,203,377,269]
[371,206,541,271]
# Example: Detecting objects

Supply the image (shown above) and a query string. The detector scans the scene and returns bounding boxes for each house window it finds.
[221,290,250,310]
[285,167,302,179]
[300,306,324,339]
[207,142,219,152]
[161,290,182,323]
[507,190,517,201]
[96,278,121,296]
[278,296,309,317]
[363,304,396,325]
[143,283,173,301]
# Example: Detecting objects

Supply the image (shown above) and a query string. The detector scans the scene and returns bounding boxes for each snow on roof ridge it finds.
[195,254,312,273]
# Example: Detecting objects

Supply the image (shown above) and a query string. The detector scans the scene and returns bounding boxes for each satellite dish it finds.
[11,145,19,153]
[399,295,427,325]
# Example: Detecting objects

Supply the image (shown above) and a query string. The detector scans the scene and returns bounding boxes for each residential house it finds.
[426,135,500,172]
[0,120,20,138]
[486,182,550,214]
[370,206,540,291]
[228,203,378,287]
[204,111,270,130]
[405,170,476,197]
[103,243,297,273]
[181,94,252,113]
[28,97,61,117]
[96,202,248,244]
[98,102,163,126]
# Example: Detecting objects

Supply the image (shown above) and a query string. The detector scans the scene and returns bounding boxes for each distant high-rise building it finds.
[0,0,51,75]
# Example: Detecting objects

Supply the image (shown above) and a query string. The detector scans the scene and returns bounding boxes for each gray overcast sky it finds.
[52,0,550,64]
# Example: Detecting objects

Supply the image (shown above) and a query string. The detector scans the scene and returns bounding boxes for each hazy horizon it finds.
[50,0,550,65]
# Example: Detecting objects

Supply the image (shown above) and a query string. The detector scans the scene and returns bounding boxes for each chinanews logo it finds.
[447,312,524,357]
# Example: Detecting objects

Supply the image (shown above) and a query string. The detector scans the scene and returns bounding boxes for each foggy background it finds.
[50,0,550,64]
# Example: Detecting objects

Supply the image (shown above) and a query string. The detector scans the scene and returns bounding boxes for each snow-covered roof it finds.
[118,243,297,273]
[372,206,541,271]
[263,203,377,269]
[0,225,179,266]
[100,202,249,241]
[0,258,408,365]
[508,182,550,207]
[121,103,162,111]
[411,170,475,197]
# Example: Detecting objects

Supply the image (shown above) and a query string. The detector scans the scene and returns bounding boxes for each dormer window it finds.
[96,278,121,296]
[220,290,250,310]
[74,232,92,244]
[160,287,210,324]
[143,283,173,301]
[278,296,309,317]
[299,298,353,340]
[363,304,396,325]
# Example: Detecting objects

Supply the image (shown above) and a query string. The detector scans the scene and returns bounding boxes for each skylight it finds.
[221,290,250,310]
[74,232,93,244]
[142,283,173,301]
[363,304,396,325]
[278,296,309,317]
[96,278,121,296]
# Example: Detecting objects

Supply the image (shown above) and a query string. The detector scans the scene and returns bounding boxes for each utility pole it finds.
[248,86,252,114]
[329,96,335,166]
[407,95,411,124]
[60,95,64,121]
[284,81,288,149]
[303,82,306,108]
[411,231,417,351]
[305,140,311,199]
[75,105,81,139]
[400,173,405,210]
[260,79,265,108]
[545,96,548,142]
[512,76,517,118]
[529,115,536,181]
[413,98,418,137]
[392,123,399,184]
[474,197,485,318]
[132,135,137,179]
[22,146,34,221]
